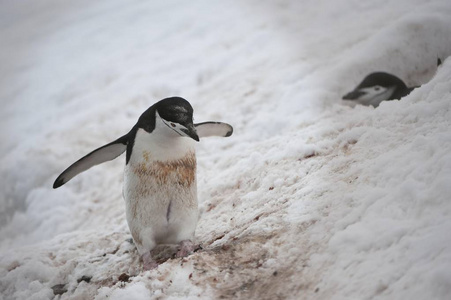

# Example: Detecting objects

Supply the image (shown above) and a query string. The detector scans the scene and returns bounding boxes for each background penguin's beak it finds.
[181,124,200,142]
[343,90,364,100]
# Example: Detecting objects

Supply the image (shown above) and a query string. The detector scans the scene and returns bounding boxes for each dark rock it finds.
[77,275,92,283]
[51,284,67,295]
[193,244,203,252]
[118,273,130,282]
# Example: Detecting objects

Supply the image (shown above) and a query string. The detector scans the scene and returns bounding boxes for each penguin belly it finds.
[123,151,198,255]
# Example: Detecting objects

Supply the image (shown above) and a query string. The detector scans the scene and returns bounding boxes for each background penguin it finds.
[53,97,233,270]
[342,72,417,107]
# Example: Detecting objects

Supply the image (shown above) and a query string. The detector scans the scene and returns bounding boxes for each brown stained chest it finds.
[133,151,196,187]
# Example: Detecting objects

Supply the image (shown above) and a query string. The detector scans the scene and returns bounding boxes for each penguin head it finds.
[138,97,200,141]
[343,72,408,107]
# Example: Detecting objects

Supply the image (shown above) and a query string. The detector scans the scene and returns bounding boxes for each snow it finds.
[1,0,451,299]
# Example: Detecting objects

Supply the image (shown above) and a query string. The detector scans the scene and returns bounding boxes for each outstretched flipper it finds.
[194,122,233,138]
[53,134,129,188]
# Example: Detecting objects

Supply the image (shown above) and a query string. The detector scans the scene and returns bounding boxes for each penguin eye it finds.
[170,123,176,128]
[374,86,381,91]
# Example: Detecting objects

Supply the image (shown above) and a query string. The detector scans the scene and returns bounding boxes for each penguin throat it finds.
[132,128,196,163]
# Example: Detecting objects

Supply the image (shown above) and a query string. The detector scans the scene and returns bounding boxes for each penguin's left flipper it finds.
[53,134,129,189]
[195,122,233,138]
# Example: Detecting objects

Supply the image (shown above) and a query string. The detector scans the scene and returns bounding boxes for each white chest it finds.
[124,128,197,196]
[123,129,198,247]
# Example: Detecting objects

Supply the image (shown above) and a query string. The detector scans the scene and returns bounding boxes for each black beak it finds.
[181,124,200,142]
[342,90,364,100]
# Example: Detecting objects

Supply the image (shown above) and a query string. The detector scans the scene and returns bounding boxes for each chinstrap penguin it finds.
[53,97,233,270]
[342,72,416,107]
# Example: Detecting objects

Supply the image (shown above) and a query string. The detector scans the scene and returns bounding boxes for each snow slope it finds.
[1,0,451,299]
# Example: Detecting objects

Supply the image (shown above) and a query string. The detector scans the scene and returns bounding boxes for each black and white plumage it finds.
[53,97,233,269]
[342,72,417,107]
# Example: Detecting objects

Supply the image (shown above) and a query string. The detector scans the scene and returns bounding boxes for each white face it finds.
[155,111,195,140]
[356,85,396,106]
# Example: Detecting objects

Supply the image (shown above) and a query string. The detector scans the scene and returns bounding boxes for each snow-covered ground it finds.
[1,0,451,299]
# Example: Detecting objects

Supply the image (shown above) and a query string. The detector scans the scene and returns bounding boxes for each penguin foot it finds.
[142,252,158,270]
[176,240,194,258]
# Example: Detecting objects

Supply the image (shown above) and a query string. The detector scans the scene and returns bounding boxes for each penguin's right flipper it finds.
[53,134,129,189]
[195,122,233,138]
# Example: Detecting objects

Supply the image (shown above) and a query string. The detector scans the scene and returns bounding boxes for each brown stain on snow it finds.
[189,232,296,299]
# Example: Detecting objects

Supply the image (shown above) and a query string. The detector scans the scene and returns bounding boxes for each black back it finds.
[358,72,411,101]
[357,72,408,90]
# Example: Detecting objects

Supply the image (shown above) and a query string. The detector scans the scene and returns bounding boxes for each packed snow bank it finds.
[1,0,451,299]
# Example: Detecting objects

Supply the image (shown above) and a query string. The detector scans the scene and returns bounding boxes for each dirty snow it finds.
[1,0,451,299]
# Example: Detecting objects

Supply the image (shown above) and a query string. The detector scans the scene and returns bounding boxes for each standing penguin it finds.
[53,97,233,270]
[342,72,417,107]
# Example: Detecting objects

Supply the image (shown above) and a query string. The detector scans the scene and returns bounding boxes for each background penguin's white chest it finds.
[123,128,198,248]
